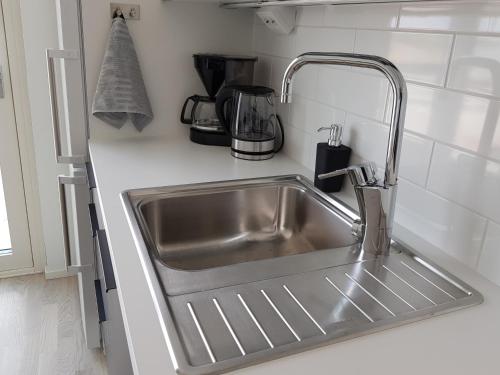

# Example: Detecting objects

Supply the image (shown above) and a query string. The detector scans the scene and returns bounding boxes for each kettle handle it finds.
[215,87,235,132]
[180,95,200,125]
[275,114,285,153]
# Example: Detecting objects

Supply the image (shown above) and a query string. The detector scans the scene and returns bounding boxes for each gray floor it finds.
[0,274,107,375]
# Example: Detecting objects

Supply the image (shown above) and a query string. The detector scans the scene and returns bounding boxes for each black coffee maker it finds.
[181,54,257,146]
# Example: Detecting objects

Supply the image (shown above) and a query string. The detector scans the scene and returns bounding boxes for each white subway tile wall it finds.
[448,35,500,97]
[477,221,500,285]
[354,30,453,86]
[252,1,500,285]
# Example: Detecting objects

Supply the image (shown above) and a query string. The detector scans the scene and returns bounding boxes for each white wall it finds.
[253,1,500,286]
[82,0,255,140]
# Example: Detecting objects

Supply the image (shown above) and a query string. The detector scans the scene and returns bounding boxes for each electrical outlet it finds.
[256,6,296,35]
[110,3,140,20]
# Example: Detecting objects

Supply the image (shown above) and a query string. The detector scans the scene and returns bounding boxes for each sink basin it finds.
[124,176,362,295]
[139,180,357,271]
[122,175,482,375]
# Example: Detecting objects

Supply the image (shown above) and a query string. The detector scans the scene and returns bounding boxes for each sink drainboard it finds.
[167,246,481,372]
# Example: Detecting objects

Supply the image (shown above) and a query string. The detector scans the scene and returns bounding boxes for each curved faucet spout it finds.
[280,52,407,188]
[281,52,407,256]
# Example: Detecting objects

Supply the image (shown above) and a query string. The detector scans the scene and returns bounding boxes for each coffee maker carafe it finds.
[180,54,257,146]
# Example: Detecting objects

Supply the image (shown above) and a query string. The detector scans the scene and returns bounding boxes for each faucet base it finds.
[354,184,397,256]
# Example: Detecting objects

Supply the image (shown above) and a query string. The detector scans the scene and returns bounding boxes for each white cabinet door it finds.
[0,1,33,272]
[48,0,99,349]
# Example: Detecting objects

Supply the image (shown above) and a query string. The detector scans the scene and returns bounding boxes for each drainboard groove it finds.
[400,261,457,300]
[344,273,396,317]
[260,290,301,342]
[212,298,246,356]
[382,265,437,306]
[413,256,472,296]
[237,294,274,349]
[187,302,216,364]
[324,276,374,323]
[363,269,417,311]
[282,285,326,335]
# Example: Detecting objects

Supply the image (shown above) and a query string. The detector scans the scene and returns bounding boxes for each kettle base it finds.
[231,138,275,161]
[231,150,274,161]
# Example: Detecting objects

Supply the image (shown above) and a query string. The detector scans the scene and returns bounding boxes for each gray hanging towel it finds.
[92,18,153,131]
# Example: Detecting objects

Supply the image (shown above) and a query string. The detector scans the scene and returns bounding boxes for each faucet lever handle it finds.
[318,162,377,187]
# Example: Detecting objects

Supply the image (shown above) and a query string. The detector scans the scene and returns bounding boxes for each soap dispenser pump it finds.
[314,124,352,193]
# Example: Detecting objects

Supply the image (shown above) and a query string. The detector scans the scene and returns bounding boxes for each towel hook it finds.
[113,8,125,20]
[111,3,140,21]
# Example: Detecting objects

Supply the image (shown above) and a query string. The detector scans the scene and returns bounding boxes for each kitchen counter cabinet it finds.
[89,134,500,375]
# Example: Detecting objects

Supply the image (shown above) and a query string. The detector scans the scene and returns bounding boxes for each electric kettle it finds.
[216,86,284,160]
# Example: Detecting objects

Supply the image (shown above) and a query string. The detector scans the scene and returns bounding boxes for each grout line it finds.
[412,138,500,166]
[396,3,402,29]
[294,22,500,37]
[346,106,500,166]
[396,27,500,38]
[288,108,500,212]
[352,28,358,54]
[474,220,490,269]
[398,175,496,223]
[424,142,436,188]
[443,33,457,88]
[258,44,500,101]
[319,4,326,27]
[405,79,500,101]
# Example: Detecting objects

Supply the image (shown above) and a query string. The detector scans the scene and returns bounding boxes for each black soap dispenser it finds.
[314,124,352,193]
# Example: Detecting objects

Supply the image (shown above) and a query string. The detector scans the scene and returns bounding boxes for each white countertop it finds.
[89,135,500,375]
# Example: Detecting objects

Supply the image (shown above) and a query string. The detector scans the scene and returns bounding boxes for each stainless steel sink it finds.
[126,176,365,295]
[122,175,482,375]
[139,181,356,271]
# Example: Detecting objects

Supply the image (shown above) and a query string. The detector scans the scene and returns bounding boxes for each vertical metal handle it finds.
[94,280,107,323]
[46,49,86,164]
[58,175,89,273]
[97,229,116,292]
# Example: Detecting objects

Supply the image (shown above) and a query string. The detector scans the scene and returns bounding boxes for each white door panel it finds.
[58,172,100,348]
[0,1,33,272]
[51,0,99,349]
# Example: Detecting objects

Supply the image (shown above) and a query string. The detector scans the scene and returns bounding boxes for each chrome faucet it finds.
[281,52,407,256]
